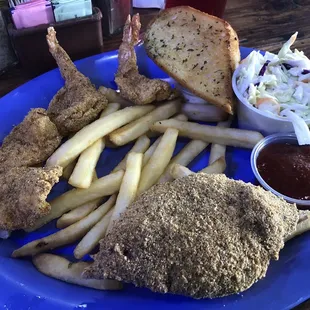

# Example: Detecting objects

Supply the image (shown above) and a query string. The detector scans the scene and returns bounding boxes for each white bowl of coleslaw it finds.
[233,32,310,141]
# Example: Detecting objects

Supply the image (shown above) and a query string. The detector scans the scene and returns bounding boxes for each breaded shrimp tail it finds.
[46,27,108,136]
[117,14,141,76]
[115,14,179,105]
[46,27,83,83]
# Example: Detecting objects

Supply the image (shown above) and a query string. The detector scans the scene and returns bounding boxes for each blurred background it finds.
[0,0,309,99]
[0,0,226,78]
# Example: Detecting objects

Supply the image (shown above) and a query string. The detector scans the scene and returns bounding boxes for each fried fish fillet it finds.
[0,166,62,230]
[115,14,179,105]
[144,6,240,114]
[0,108,62,168]
[46,27,107,136]
[84,173,298,299]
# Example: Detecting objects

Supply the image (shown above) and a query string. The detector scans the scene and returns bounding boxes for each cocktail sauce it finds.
[257,143,310,200]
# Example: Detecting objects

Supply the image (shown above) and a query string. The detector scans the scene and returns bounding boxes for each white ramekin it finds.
[232,66,297,136]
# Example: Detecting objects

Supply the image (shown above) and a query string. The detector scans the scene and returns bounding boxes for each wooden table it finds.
[1,0,310,98]
[1,0,310,308]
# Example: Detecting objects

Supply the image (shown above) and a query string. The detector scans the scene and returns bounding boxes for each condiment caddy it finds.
[2,6,103,76]
[8,0,93,29]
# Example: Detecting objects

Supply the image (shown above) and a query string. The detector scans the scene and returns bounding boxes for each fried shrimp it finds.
[115,14,179,105]
[46,27,107,136]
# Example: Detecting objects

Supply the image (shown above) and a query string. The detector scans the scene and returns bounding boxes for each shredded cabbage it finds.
[236,32,310,144]
[281,110,310,145]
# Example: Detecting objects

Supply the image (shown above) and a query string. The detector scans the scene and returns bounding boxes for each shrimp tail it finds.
[117,14,141,77]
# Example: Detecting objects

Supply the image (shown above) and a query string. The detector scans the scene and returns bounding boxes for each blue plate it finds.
[0,45,309,310]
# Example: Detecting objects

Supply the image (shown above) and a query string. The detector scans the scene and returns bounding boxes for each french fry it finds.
[99,86,133,107]
[108,152,143,232]
[170,157,227,180]
[65,104,119,186]
[12,196,116,258]
[62,158,77,180]
[200,156,226,174]
[57,199,101,229]
[27,170,124,232]
[92,171,98,180]
[46,105,154,168]
[100,102,121,118]
[89,102,122,152]
[74,208,113,259]
[173,114,189,122]
[142,137,162,167]
[104,138,118,148]
[109,100,181,146]
[137,128,178,195]
[182,103,228,122]
[58,173,99,228]
[209,117,233,165]
[151,119,263,149]
[61,133,77,179]
[112,135,150,172]
[170,164,194,179]
[146,113,188,138]
[143,114,187,163]
[32,254,122,290]
[101,103,123,149]
[158,140,209,183]
[69,138,105,189]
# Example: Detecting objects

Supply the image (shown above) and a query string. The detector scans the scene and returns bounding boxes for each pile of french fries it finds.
[12,88,265,290]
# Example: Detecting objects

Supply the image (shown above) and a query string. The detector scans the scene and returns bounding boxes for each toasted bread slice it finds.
[144,6,240,114]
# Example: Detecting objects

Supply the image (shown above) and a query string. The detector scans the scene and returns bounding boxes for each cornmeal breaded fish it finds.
[84,173,298,299]
[144,6,240,114]
[0,166,62,231]
[0,108,62,168]
[46,27,107,136]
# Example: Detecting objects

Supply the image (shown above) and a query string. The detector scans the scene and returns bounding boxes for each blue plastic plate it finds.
[0,45,309,310]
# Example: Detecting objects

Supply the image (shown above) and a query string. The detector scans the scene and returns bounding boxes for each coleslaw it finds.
[236,32,310,144]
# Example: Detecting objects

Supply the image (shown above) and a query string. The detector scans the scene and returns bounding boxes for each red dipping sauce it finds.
[165,0,227,18]
[257,143,310,200]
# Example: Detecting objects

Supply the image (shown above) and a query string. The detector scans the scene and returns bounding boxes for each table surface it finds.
[2,0,310,99]
[1,0,310,309]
